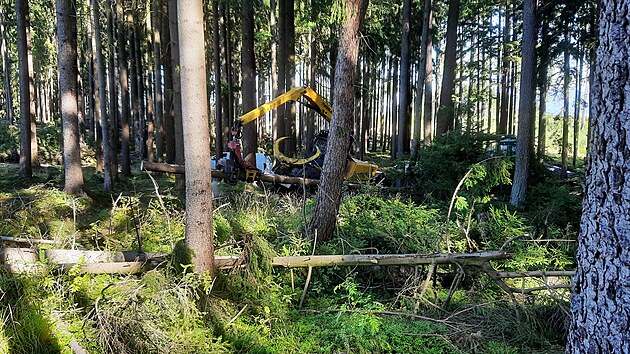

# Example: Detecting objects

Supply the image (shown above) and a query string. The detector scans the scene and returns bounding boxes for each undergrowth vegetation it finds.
[0,132,580,353]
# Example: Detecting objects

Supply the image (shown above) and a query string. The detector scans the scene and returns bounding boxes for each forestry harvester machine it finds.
[143,86,380,187]
[216,86,380,186]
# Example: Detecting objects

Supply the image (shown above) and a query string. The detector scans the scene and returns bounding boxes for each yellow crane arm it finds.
[237,86,332,127]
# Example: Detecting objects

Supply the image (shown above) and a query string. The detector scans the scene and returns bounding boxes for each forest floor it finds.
[0,135,581,353]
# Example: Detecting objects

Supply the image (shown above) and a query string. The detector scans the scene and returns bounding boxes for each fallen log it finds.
[141,160,320,186]
[496,270,576,278]
[0,236,57,245]
[215,251,511,269]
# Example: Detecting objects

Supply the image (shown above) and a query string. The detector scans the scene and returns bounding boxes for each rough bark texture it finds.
[308,0,368,244]
[57,0,84,194]
[509,0,536,208]
[212,0,223,158]
[167,0,184,167]
[117,0,131,175]
[152,0,164,162]
[422,0,433,145]
[177,0,215,275]
[106,0,118,178]
[92,0,112,191]
[566,0,630,351]
[435,0,459,136]
[16,0,32,177]
[241,0,257,163]
[396,0,411,157]
[0,5,13,124]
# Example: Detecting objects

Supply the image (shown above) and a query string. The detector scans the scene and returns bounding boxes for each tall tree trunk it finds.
[561,29,570,178]
[177,0,215,275]
[509,0,536,208]
[573,52,583,167]
[567,0,630,349]
[168,0,184,169]
[270,0,278,140]
[276,0,286,143]
[309,0,368,244]
[162,0,175,163]
[284,0,296,156]
[397,0,411,157]
[57,0,84,194]
[132,10,146,158]
[0,5,13,124]
[117,0,131,174]
[219,3,231,146]
[152,0,164,161]
[390,58,398,158]
[25,11,37,166]
[436,0,459,136]
[498,0,510,134]
[241,0,257,163]
[212,0,223,157]
[106,0,118,179]
[16,0,32,177]
[91,0,113,191]
[537,71,547,162]
[422,0,434,145]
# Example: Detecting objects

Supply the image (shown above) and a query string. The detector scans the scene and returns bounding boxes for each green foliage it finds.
[0,122,19,162]
[335,194,442,254]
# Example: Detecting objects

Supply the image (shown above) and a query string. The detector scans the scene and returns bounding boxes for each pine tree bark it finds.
[91,0,113,191]
[167,0,184,169]
[270,0,279,141]
[284,0,296,156]
[106,0,118,178]
[177,0,215,275]
[397,0,411,157]
[162,0,175,164]
[308,0,368,244]
[242,0,257,163]
[151,0,164,162]
[422,0,434,145]
[117,0,131,174]
[509,0,536,208]
[212,0,223,157]
[0,5,13,124]
[57,0,84,195]
[498,0,510,134]
[436,0,459,136]
[16,0,32,177]
[25,12,37,167]
[561,29,570,178]
[567,0,630,349]
[276,0,287,144]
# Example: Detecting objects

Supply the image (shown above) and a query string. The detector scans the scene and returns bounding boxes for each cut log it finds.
[56,262,149,274]
[141,160,320,186]
[496,270,576,278]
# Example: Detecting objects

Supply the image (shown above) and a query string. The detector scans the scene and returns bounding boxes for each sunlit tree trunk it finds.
[422,0,434,145]
[242,0,257,163]
[16,0,32,177]
[177,0,215,275]
[57,0,84,194]
[397,0,411,157]
[509,0,536,208]
[436,0,459,137]
[308,0,368,244]
[567,0,630,349]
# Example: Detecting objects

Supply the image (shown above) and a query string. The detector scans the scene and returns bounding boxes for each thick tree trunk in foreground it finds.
[436,0,459,136]
[57,0,84,195]
[566,0,630,351]
[16,0,32,177]
[509,0,536,208]
[308,0,368,244]
[241,0,257,163]
[177,0,215,275]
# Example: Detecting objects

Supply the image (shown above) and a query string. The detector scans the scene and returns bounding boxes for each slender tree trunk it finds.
[25,12,37,166]
[561,29,570,178]
[509,0,536,208]
[57,0,84,194]
[152,0,164,161]
[177,0,215,275]
[117,0,131,174]
[573,52,583,167]
[423,0,434,145]
[106,0,118,178]
[212,0,223,157]
[168,0,184,169]
[309,0,368,244]
[270,0,278,140]
[499,0,510,134]
[390,58,398,158]
[241,0,257,163]
[219,3,231,146]
[567,0,630,349]
[91,0,113,191]
[284,0,296,156]
[436,0,459,136]
[15,0,32,177]
[276,0,287,144]
[396,0,411,157]
[162,0,175,164]
[306,36,317,154]
[537,73,547,162]
[132,10,146,158]
[0,5,13,124]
